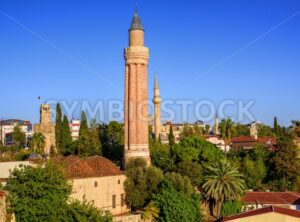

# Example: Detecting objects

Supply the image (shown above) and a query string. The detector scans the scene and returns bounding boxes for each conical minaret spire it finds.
[129,5,144,31]
[153,73,161,142]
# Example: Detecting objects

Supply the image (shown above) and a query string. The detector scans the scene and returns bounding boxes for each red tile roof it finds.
[53,156,124,179]
[231,136,257,143]
[220,205,300,221]
[242,192,300,205]
[257,137,277,144]
[230,136,277,149]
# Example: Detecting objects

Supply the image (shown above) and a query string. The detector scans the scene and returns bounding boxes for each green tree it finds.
[77,111,90,156]
[55,103,63,151]
[163,172,194,197]
[12,125,26,150]
[220,200,243,217]
[124,158,163,210]
[88,119,101,156]
[291,120,300,138]
[257,124,275,137]
[60,115,73,156]
[150,142,174,172]
[181,124,194,139]
[220,118,235,158]
[142,201,160,222]
[67,199,112,222]
[272,135,300,190]
[6,163,72,222]
[175,161,202,187]
[171,136,224,168]
[154,182,201,222]
[242,156,266,190]
[30,132,46,155]
[274,116,279,135]
[168,126,175,147]
[100,121,124,164]
[234,124,250,137]
[202,160,245,218]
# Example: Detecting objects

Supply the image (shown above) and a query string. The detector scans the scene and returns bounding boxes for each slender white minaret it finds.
[215,113,219,135]
[153,74,161,141]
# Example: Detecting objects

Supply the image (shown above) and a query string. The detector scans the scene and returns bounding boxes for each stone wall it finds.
[34,123,55,154]
[70,175,129,216]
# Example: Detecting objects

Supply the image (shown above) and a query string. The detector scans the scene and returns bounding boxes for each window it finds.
[118,179,121,184]
[121,194,125,207]
[94,181,98,187]
[112,195,116,208]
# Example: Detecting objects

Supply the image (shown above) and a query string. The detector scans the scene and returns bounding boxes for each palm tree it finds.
[291,120,300,138]
[220,118,235,158]
[30,133,46,155]
[202,160,245,218]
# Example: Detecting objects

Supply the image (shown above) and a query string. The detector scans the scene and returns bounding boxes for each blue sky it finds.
[0,0,299,126]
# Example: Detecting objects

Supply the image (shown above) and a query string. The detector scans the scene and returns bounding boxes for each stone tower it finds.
[34,104,56,155]
[215,114,220,135]
[153,74,161,141]
[124,9,151,166]
[250,123,258,139]
[40,103,52,124]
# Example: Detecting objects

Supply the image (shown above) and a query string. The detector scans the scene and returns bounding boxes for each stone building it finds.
[124,9,151,166]
[54,156,140,221]
[34,104,56,154]
[230,135,277,151]
[151,121,207,144]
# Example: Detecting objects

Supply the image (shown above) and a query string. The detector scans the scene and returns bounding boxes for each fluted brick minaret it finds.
[153,74,161,141]
[124,8,151,166]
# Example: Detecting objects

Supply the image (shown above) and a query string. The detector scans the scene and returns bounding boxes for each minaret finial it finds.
[135,3,138,14]
[154,72,159,89]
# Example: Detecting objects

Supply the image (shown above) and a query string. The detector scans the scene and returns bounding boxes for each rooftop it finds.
[53,155,124,179]
[220,205,300,221]
[0,119,31,125]
[231,136,277,144]
[242,191,300,205]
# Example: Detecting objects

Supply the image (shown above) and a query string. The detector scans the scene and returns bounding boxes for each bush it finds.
[15,149,32,161]
[221,200,243,217]
[67,199,112,222]
[154,182,202,222]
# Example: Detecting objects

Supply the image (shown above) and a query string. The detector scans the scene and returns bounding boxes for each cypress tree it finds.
[55,103,63,151]
[168,126,175,147]
[12,125,26,150]
[78,111,89,156]
[61,115,73,156]
[88,119,101,156]
[274,116,279,135]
